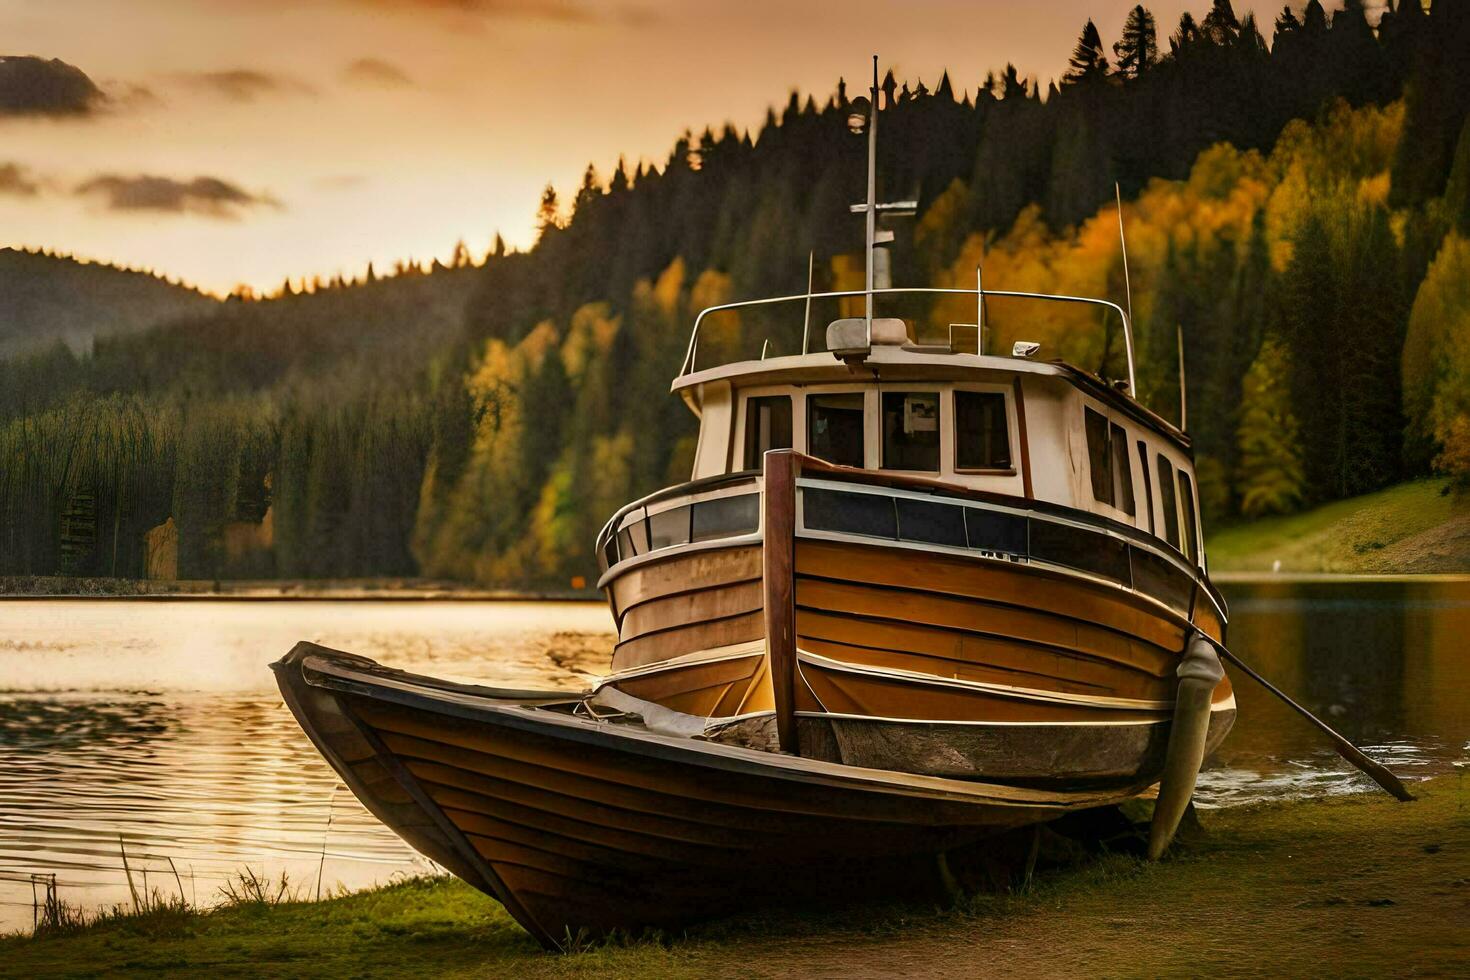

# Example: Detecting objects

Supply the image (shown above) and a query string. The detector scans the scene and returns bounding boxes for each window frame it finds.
[950,385,1016,475]
[1178,469,1202,568]
[1081,399,1139,524]
[739,392,794,471]
[879,388,944,474]
[1156,453,1181,552]
[803,385,877,469]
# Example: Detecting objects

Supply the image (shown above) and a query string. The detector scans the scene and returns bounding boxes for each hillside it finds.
[3,1,1469,586]
[1207,478,1470,574]
[0,248,218,359]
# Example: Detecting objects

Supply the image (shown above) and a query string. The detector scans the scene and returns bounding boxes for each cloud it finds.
[0,55,105,117]
[76,174,281,219]
[0,163,40,196]
[342,58,414,88]
[173,69,311,102]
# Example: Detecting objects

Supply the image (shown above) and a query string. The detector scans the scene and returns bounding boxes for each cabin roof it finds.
[671,347,1192,453]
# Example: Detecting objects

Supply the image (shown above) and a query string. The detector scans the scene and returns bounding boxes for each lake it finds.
[2,582,1467,932]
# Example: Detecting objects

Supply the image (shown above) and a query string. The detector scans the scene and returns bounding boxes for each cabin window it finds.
[1110,423,1135,517]
[803,487,897,539]
[1030,519,1131,584]
[954,391,1011,471]
[808,393,866,468]
[965,508,1027,555]
[1085,409,1113,506]
[1179,472,1200,565]
[881,392,940,471]
[1156,455,1181,550]
[1137,441,1155,534]
[743,395,792,470]
[1084,409,1134,515]
[895,497,967,547]
[691,494,759,542]
[647,505,690,550]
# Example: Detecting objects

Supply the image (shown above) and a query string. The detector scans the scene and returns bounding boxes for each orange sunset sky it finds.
[3,0,1312,294]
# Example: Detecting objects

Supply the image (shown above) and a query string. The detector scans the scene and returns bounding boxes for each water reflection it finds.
[0,586,1466,930]
[0,600,613,932]
[1197,578,1470,805]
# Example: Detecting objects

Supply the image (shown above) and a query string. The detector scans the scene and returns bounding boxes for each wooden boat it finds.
[275,59,1235,945]
[274,642,1151,947]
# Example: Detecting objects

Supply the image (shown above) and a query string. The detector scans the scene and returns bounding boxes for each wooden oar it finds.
[1213,642,1416,802]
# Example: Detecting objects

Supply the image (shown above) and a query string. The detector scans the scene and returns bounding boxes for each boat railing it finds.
[680,286,1136,393]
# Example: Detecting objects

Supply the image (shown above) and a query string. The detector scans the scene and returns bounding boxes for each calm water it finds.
[1,583,1467,932]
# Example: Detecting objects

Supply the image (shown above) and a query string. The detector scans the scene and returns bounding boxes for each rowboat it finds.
[274,58,1235,947]
[274,642,1154,947]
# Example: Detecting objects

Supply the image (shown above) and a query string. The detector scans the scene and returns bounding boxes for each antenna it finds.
[1114,182,1138,395]
[1177,323,1188,432]
[976,264,985,355]
[864,55,879,347]
[802,250,814,354]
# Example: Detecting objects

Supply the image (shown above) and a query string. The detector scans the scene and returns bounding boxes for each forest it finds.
[2,0,1469,588]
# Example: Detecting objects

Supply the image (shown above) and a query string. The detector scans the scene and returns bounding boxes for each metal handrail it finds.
[680,286,1137,394]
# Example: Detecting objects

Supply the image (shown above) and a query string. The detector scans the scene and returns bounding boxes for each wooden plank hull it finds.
[273,643,1138,947]
[597,486,1235,788]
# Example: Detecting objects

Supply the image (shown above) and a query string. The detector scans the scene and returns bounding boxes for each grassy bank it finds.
[4,776,1466,979]
[1207,477,1470,574]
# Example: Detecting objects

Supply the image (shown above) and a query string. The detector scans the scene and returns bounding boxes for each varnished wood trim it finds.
[796,539,1188,652]
[619,580,764,643]
[763,450,799,754]
[612,609,764,671]
[794,576,1176,676]
[1013,376,1033,499]
[607,546,762,626]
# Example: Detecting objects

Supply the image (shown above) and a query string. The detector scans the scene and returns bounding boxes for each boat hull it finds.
[597,459,1235,788]
[273,643,1147,947]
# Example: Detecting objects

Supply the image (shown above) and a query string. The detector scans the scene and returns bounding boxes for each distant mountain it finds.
[0,248,218,360]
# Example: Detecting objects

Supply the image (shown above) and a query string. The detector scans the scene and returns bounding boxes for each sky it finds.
[1,0,1303,295]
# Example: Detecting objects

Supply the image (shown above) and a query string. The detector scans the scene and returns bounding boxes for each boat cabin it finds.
[674,325,1207,575]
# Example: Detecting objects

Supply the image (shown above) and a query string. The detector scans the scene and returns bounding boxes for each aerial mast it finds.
[863,55,878,347]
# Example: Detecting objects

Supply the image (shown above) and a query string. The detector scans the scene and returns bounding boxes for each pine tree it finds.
[1113,5,1158,80]
[1170,12,1200,56]
[535,184,561,240]
[1201,0,1241,46]
[1273,5,1301,41]
[1302,0,1327,35]
[1236,337,1307,517]
[1063,19,1110,84]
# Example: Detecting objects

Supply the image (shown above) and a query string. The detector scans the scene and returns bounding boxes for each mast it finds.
[864,55,878,347]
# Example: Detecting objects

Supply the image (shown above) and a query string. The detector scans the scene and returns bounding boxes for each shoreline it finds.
[4,776,1465,978]
[0,576,602,601]
[4,572,1468,601]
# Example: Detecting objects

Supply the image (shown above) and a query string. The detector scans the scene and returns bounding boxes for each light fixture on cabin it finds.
[847,97,871,134]
[1012,341,1041,358]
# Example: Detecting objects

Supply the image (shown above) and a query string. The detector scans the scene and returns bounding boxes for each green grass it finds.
[1207,477,1470,573]
[5,776,1467,978]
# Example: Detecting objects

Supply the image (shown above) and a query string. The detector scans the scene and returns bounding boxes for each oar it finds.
[1213,642,1416,802]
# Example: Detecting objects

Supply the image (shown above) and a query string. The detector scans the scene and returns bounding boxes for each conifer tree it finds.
[1201,0,1241,46]
[1170,12,1200,55]
[1063,19,1110,84]
[1302,0,1328,35]
[1113,5,1158,80]
[1236,337,1307,516]
[1273,4,1301,40]
[535,184,561,240]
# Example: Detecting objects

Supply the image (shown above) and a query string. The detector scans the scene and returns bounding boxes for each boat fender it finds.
[1148,634,1224,860]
